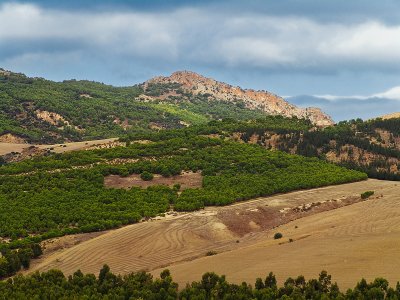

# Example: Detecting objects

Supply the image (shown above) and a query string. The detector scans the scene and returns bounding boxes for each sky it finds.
[1,0,400,121]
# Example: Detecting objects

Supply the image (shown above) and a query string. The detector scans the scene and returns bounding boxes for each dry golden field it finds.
[27,179,400,290]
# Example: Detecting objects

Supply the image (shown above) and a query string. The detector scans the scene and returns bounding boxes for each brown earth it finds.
[26,179,399,290]
[0,133,27,144]
[0,138,119,157]
[104,172,203,190]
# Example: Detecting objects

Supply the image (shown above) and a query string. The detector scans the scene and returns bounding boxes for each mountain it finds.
[380,112,400,120]
[0,68,332,144]
[145,71,333,126]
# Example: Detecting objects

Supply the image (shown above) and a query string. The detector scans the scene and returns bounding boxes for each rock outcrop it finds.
[146,71,334,126]
[380,112,400,120]
[0,133,27,144]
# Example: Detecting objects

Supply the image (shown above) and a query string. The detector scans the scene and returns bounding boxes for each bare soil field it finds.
[0,138,119,156]
[26,179,400,290]
[104,171,203,189]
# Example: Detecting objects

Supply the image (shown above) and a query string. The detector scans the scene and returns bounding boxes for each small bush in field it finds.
[140,171,154,181]
[361,191,374,199]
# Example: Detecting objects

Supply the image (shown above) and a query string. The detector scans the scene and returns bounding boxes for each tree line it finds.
[0,266,398,299]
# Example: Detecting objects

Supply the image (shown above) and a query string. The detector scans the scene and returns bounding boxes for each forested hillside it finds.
[0,69,268,143]
[131,117,400,181]
[0,123,365,278]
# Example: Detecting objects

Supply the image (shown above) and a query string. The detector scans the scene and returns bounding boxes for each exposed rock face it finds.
[36,110,69,126]
[35,110,82,132]
[0,69,11,76]
[0,133,27,144]
[1,146,47,163]
[380,112,400,120]
[147,71,334,126]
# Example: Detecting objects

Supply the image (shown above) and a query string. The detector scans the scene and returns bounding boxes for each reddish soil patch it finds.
[218,195,368,237]
[104,171,203,189]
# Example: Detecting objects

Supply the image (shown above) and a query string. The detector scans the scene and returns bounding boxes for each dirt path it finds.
[26,179,397,290]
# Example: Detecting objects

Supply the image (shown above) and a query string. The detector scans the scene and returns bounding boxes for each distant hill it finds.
[0,68,332,144]
[380,112,400,120]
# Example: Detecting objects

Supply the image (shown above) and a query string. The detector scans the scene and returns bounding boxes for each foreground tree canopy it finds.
[0,266,399,300]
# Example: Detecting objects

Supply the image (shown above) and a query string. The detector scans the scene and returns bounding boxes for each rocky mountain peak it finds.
[148,71,334,126]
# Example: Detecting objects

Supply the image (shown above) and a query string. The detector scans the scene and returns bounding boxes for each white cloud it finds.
[373,86,400,100]
[313,94,369,101]
[318,22,400,63]
[1,2,400,71]
[313,86,400,101]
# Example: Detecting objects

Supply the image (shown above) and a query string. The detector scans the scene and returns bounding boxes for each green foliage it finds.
[173,183,181,191]
[1,267,400,299]
[124,116,312,143]
[140,171,154,181]
[296,119,400,180]
[361,191,375,199]
[0,243,42,279]
[135,117,400,182]
[0,171,174,241]
[148,103,209,125]
[274,232,283,239]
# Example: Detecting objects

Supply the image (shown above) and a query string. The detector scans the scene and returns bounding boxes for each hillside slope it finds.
[0,68,332,144]
[0,123,365,278]
[122,117,400,180]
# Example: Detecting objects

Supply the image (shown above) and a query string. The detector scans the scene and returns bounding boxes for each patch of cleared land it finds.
[26,179,399,290]
[104,171,203,189]
[0,138,119,156]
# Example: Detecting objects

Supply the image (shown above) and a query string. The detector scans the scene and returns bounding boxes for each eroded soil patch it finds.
[104,171,203,189]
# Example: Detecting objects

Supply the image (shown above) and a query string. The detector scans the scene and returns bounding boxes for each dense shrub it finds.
[274,233,283,239]
[140,171,154,181]
[361,190,375,199]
